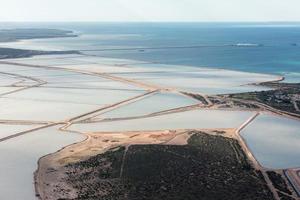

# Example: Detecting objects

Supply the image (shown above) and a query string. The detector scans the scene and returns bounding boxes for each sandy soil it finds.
[35,129,234,200]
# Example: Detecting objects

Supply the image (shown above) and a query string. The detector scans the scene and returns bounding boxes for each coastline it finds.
[34,129,238,199]
[34,132,89,200]
[0,28,299,199]
[10,53,300,199]
[0,28,79,59]
[0,29,285,80]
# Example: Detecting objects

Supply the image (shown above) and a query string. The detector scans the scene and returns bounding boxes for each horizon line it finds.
[1,21,300,23]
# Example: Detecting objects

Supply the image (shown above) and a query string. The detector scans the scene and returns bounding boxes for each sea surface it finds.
[0,22,300,82]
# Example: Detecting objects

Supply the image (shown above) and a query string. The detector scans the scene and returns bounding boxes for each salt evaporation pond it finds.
[97,92,199,119]
[0,124,40,139]
[0,126,84,200]
[0,97,101,121]
[114,67,279,94]
[240,114,300,169]
[71,109,254,132]
[0,87,20,95]
[6,87,145,106]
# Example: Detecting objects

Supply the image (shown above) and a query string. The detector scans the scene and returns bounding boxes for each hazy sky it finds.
[0,0,299,22]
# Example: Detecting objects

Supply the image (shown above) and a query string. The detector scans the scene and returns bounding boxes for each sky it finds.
[0,0,300,22]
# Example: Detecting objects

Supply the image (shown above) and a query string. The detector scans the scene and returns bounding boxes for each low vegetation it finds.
[64,132,274,200]
[0,47,79,59]
[0,28,77,42]
[208,95,260,109]
[266,171,296,200]
[267,171,292,195]
[228,82,300,115]
[182,92,209,105]
[0,29,79,59]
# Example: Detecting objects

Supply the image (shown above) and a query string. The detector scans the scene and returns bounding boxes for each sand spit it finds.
[35,129,234,200]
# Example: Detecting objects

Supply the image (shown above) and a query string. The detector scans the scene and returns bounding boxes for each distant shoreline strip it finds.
[78,44,264,52]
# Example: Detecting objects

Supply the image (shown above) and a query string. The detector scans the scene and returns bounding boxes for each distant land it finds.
[0,26,299,200]
[0,28,77,43]
[0,29,79,59]
[0,47,80,59]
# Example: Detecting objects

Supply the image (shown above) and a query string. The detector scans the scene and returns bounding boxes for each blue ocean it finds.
[1,22,300,81]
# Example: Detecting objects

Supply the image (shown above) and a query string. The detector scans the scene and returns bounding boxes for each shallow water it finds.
[0,74,19,85]
[0,23,299,198]
[71,56,145,66]
[241,114,300,169]
[1,22,300,77]
[7,55,91,66]
[0,97,101,121]
[115,68,278,94]
[0,125,84,200]
[0,124,40,139]
[0,63,81,78]
[282,72,300,83]
[0,87,20,95]
[6,87,145,106]
[0,61,145,91]
[71,109,253,132]
[98,92,199,119]
[52,63,150,74]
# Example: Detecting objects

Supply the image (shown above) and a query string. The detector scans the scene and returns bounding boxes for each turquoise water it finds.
[0,22,300,80]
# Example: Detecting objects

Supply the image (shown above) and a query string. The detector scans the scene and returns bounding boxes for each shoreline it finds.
[34,132,89,200]
[0,47,81,60]
[0,31,286,81]
[33,93,300,200]
[0,32,298,199]
[36,127,296,200]
[34,129,238,199]
[0,28,78,43]
[35,120,300,200]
